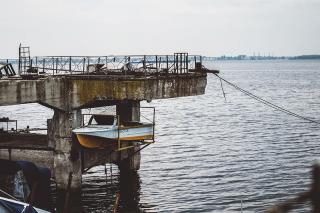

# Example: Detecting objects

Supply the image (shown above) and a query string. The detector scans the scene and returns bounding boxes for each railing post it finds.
[155,55,158,73]
[176,54,179,74]
[144,56,147,78]
[180,53,182,74]
[18,43,21,75]
[128,56,131,76]
[52,57,55,75]
[43,58,45,73]
[166,55,168,71]
[83,58,86,74]
[87,57,90,73]
[69,56,72,74]
[56,58,59,74]
[123,56,126,77]
[159,56,162,74]
[186,53,188,73]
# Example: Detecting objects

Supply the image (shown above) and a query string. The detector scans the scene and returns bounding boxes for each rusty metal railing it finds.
[29,54,201,75]
[266,163,320,213]
[2,53,204,77]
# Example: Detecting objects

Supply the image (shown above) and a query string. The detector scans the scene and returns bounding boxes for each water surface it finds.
[1,60,320,212]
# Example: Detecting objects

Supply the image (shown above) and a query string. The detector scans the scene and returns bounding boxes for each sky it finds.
[1,0,320,58]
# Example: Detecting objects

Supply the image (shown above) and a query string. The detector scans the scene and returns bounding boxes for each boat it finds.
[0,159,52,213]
[0,196,51,213]
[72,114,154,148]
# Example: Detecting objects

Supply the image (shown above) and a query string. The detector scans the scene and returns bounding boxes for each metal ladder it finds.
[174,53,189,74]
[18,44,31,74]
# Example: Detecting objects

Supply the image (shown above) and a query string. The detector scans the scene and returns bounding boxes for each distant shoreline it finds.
[206,55,320,61]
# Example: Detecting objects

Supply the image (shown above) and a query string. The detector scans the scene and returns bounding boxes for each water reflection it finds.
[119,170,141,213]
[82,165,157,213]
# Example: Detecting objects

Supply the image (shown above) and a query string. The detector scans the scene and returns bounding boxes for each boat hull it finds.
[73,124,153,148]
[0,196,51,213]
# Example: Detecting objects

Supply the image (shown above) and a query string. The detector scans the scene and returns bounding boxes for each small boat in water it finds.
[72,114,154,148]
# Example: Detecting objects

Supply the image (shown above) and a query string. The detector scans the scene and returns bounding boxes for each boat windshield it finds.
[88,115,115,125]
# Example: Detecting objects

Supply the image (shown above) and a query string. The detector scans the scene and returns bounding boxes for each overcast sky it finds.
[1,0,320,58]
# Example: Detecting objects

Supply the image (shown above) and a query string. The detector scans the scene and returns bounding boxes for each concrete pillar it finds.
[116,101,141,172]
[49,109,82,213]
[118,141,141,172]
[119,172,141,211]
[116,100,140,123]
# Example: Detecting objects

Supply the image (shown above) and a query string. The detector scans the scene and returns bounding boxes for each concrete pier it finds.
[0,74,207,111]
[0,52,214,211]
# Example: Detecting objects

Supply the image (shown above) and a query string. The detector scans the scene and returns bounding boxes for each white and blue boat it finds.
[72,115,154,148]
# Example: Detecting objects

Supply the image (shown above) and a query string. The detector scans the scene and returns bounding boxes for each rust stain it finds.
[64,75,206,108]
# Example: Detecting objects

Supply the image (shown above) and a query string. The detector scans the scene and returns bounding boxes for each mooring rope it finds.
[214,74,320,125]
[0,188,19,201]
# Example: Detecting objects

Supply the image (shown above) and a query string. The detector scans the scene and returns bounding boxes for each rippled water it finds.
[1,60,320,212]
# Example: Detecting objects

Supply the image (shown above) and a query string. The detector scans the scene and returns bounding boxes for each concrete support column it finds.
[49,109,82,213]
[116,100,140,122]
[116,101,141,173]
[119,172,141,211]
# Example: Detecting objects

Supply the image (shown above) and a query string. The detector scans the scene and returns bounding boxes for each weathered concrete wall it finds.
[49,110,82,190]
[48,109,82,212]
[72,75,207,105]
[82,149,117,170]
[0,149,54,169]
[0,74,207,111]
[0,80,39,105]
[0,133,54,169]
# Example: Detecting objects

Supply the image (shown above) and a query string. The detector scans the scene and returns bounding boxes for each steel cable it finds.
[214,74,320,125]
